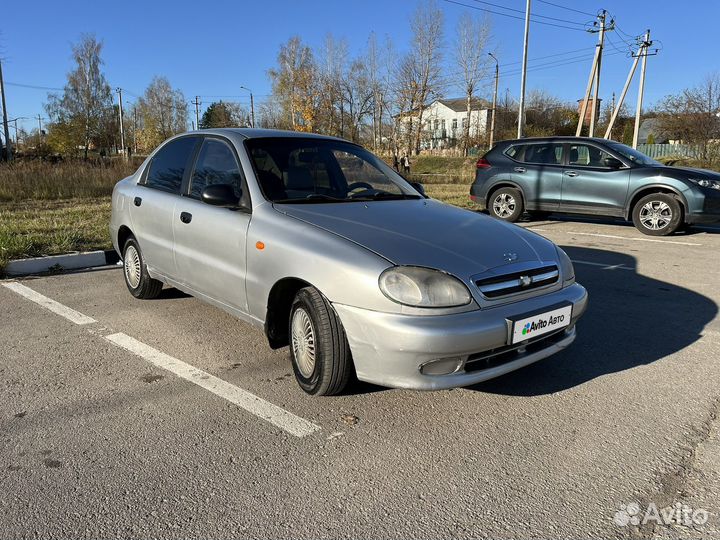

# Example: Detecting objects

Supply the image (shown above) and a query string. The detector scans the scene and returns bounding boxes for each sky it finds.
[2,0,718,135]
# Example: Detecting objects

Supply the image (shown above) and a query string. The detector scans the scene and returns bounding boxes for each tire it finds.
[122,237,163,299]
[289,287,352,396]
[631,193,683,236]
[488,187,524,222]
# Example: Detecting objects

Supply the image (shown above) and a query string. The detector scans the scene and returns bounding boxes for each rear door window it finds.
[145,136,198,193]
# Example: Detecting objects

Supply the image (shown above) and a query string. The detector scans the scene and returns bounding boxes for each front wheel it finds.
[122,237,163,299]
[631,193,683,236]
[289,287,352,396]
[488,187,524,222]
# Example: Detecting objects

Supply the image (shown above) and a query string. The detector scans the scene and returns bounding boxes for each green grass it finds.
[0,198,113,271]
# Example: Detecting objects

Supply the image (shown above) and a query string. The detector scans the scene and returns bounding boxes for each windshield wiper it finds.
[363,192,422,201]
[273,194,353,204]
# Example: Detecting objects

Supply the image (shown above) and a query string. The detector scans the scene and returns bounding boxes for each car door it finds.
[510,142,564,211]
[130,135,200,279]
[172,136,252,313]
[560,142,630,216]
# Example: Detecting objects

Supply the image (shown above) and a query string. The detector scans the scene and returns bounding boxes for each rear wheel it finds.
[123,237,163,299]
[631,193,683,236]
[289,287,352,396]
[488,187,524,222]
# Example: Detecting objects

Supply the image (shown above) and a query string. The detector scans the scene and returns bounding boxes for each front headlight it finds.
[689,178,720,190]
[556,247,575,285]
[379,266,472,308]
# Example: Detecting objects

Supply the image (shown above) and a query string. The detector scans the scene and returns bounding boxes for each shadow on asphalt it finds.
[520,213,720,235]
[471,246,718,396]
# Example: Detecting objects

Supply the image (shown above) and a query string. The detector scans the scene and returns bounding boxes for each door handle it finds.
[180,212,192,224]
[133,197,142,206]
[565,171,579,178]
[514,167,526,173]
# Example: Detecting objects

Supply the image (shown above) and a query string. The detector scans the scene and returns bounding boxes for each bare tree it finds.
[408,0,445,155]
[658,73,720,165]
[268,36,317,131]
[317,34,348,136]
[46,34,113,159]
[135,76,188,151]
[454,12,491,154]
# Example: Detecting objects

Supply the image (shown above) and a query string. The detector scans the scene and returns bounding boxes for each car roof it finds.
[184,127,351,143]
[495,136,618,146]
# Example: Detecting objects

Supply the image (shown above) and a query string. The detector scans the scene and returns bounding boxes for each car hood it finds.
[654,165,720,181]
[274,199,559,278]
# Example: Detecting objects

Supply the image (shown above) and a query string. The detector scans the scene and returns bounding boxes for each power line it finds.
[466,0,587,26]
[536,0,596,17]
[441,0,590,32]
[6,81,64,91]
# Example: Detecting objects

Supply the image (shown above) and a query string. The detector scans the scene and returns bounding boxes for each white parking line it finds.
[104,333,321,438]
[2,282,97,325]
[4,281,321,438]
[566,231,702,246]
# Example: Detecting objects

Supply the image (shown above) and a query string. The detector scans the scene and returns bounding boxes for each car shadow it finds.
[519,213,720,235]
[470,246,717,396]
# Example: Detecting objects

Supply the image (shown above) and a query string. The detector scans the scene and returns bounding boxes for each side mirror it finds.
[410,181,427,198]
[201,184,240,208]
[604,157,623,169]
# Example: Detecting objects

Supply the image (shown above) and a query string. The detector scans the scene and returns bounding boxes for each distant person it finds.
[401,154,411,175]
[392,154,399,172]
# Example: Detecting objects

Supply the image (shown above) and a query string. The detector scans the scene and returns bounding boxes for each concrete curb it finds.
[4,250,120,276]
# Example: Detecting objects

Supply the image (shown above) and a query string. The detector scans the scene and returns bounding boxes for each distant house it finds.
[638,118,669,144]
[399,97,491,150]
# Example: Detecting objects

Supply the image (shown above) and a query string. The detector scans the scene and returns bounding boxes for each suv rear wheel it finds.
[488,187,524,222]
[631,193,683,236]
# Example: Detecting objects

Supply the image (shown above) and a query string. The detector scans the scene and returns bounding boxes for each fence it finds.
[636,143,701,159]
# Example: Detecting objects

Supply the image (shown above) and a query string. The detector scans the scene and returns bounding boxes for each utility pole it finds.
[132,107,138,154]
[589,10,610,137]
[37,114,43,141]
[13,118,18,145]
[115,88,126,160]
[607,92,616,139]
[193,96,201,130]
[633,29,651,149]
[0,59,12,161]
[604,47,642,139]
[517,0,531,138]
[488,53,499,148]
[240,86,255,127]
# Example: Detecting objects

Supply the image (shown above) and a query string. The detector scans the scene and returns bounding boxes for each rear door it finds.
[560,142,630,216]
[509,142,565,211]
[130,135,199,278]
[172,136,251,312]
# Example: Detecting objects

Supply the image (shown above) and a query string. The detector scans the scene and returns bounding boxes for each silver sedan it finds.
[110,129,587,395]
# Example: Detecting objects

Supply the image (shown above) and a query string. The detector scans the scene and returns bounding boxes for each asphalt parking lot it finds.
[2,216,720,539]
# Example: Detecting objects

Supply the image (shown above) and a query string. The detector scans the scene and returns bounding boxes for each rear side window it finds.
[522,143,563,165]
[145,137,198,193]
[190,139,243,199]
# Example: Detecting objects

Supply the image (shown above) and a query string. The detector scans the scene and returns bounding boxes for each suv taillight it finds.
[476,157,492,169]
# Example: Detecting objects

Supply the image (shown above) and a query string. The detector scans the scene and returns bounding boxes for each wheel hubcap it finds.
[291,308,316,378]
[639,201,672,230]
[493,193,516,218]
[124,245,142,289]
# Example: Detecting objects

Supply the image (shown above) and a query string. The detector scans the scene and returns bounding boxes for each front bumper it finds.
[333,283,588,390]
[686,187,720,224]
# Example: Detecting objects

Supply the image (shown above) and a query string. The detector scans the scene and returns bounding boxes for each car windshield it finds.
[606,142,662,167]
[245,138,421,203]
